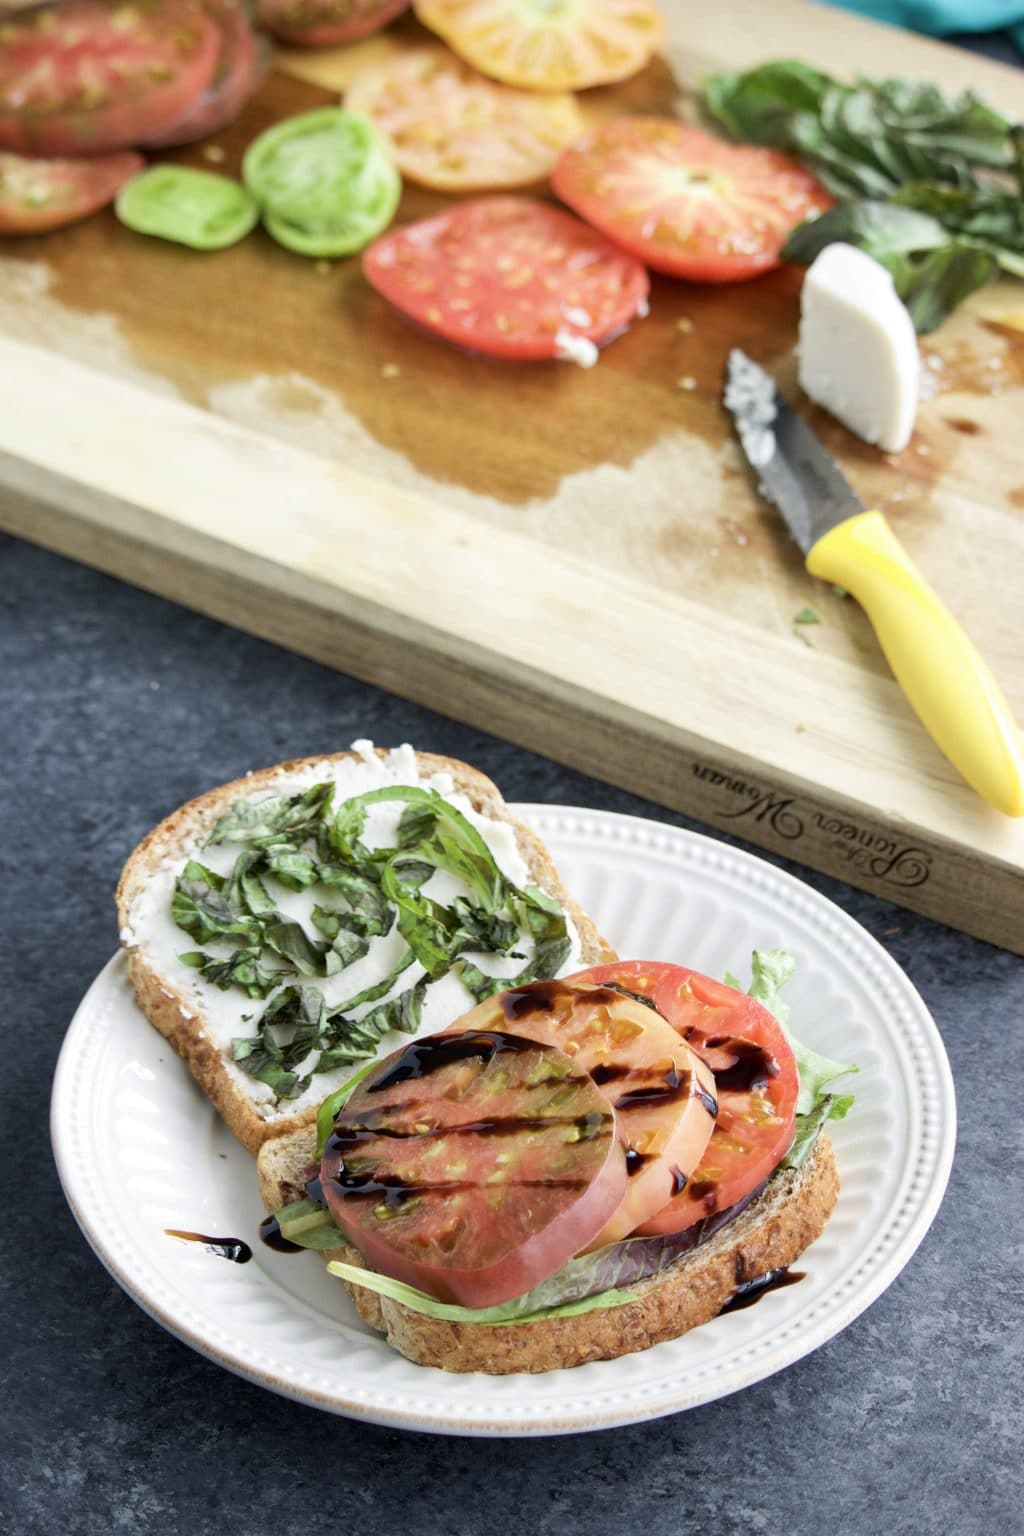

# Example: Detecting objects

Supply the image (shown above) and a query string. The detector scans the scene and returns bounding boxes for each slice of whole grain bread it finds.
[117,748,614,1155]
[257,1123,838,1373]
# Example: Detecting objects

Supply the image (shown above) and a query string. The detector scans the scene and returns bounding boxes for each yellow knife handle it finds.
[806,510,1024,817]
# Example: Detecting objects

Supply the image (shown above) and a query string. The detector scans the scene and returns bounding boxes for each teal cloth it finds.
[822,0,1024,52]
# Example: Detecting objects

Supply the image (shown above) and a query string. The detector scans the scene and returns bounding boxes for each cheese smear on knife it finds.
[798,242,920,453]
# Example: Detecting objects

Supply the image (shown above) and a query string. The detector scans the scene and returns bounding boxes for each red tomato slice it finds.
[145,0,260,149]
[572,961,799,1235]
[256,0,410,47]
[320,1029,628,1308]
[362,195,649,362]
[552,118,833,283]
[455,979,717,1246]
[0,147,142,233]
[0,0,221,158]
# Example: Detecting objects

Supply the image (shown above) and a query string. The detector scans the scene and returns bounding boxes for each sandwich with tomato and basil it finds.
[116,742,854,1374]
[259,954,856,1373]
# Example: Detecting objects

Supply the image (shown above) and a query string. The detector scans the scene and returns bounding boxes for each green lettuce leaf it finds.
[275,1197,346,1250]
[315,1058,382,1155]
[729,949,858,1157]
[782,1092,856,1170]
[325,1261,637,1326]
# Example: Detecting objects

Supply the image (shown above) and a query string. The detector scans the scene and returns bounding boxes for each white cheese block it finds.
[798,242,920,453]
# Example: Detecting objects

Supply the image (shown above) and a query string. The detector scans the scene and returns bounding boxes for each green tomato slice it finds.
[243,106,401,256]
[262,167,400,256]
[115,166,259,251]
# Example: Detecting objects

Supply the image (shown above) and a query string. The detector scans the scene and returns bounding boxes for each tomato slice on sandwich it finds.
[456,978,717,1246]
[320,1029,628,1308]
[571,961,799,1234]
[362,196,649,362]
[0,0,221,158]
[552,118,832,282]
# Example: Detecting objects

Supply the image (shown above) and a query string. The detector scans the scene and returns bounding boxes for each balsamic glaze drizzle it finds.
[719,1268,805,1313]
[163,1230,252,1264]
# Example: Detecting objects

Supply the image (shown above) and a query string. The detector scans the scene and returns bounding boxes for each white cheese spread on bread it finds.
[123,742,582,1120]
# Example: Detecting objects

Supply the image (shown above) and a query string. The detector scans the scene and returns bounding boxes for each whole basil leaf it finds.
[900,243,1000,332]
[703,60,830,146]
[705,61,1022,328]
[782,199,948,265]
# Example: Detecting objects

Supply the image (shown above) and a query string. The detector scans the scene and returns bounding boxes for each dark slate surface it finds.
[1,533,1020,1535]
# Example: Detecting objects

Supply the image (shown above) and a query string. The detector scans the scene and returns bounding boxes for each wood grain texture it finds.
[0,2,1022,949]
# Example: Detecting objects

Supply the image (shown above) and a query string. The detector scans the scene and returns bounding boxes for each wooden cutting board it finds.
[2,0,1022,951]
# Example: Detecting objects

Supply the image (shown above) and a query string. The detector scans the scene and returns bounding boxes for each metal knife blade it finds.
[724,349,864,554]
[720,348,1024,816]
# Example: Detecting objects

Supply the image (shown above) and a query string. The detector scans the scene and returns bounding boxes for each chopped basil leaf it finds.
[171,779,571,1100]
[208,782,335,848]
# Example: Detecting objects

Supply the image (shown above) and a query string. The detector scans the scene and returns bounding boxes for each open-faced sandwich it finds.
[117,742,855,1373]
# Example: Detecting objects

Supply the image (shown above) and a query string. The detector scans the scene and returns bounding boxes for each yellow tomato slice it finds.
[412,0,664,92]
[346,45,583,191]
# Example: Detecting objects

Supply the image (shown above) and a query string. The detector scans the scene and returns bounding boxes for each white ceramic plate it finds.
[52,806,955,1436]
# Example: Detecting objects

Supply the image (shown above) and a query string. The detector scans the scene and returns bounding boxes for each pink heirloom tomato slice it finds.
[553,118,834,282]
[321,1029,628,1307]
[345,45,583,193]
[457,978,718,1247]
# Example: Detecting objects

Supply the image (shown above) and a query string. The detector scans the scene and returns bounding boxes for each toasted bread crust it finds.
[117,749,614,1155]
[256,1124,838,1373]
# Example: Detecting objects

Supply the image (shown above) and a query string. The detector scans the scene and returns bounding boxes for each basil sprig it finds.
[704,61,1024,331]
[171,782,570,1100]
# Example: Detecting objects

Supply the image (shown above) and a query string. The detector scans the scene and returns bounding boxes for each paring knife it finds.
[724,349,1024,818]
